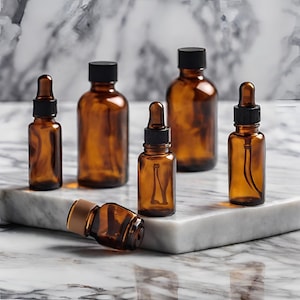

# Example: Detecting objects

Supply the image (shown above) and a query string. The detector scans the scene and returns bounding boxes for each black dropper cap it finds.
[178,47,206,69]
[33,75,57,118]
[144,102,170,145]
[234,82,260,125]
[89,61,117,82]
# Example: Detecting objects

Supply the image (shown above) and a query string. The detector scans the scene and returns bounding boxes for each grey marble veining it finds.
[0,0,300,102]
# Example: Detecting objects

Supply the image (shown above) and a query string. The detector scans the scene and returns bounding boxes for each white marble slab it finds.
[0,101,300,255]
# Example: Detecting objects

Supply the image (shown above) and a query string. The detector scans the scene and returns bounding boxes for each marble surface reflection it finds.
[1,226,300,299]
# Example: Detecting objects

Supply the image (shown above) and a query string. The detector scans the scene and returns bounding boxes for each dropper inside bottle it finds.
[238,82,262,198]
[36,75,54,100]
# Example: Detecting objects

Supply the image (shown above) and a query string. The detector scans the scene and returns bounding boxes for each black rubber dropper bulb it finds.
[33,75,57,118]
[234,82,260,125]
[37,75,54,99]
[144,102,170,145]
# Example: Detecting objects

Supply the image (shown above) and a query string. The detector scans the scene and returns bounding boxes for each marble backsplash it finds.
[0,0,299,102]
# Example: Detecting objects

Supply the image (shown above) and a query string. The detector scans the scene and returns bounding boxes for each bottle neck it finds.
[125,216,144,250]
[235,124,260,135]
[143,144,170,155]
[179,68,204,79]
[34,116,56,122]
[90,82,116,92]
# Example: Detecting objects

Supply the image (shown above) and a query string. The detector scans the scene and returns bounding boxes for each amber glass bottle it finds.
[138,102,176,217]
[228,82,265,206]
[77,61,128,188]
[67,199,144,250]
[29,75,62,191]
[166,47,217,171]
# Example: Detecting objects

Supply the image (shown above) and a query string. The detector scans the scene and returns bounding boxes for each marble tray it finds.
[0,101,300,254]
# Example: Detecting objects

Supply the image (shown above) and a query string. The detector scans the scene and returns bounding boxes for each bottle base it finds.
[177,159,216,172]
[138,209,175,217]
[230,197,264,206]
[29,181,62,191]
[78,178,127,189]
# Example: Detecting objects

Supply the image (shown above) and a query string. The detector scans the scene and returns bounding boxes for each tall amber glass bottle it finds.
[228,82,265,206]
[138,102,176,217]
[67,199,144,250]
[29,75,62,191]
[166,47,217,171]
[78,61,128,188]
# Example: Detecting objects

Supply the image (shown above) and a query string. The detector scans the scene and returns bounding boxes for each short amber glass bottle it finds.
[228,82,265,206]
[29,75,62,191]
[166,47,217,171]
[138,102,176,217]
[77,61,128,188]
[67,199,144,250]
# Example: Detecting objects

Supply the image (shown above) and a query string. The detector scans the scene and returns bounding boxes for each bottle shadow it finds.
[48,243,138,257]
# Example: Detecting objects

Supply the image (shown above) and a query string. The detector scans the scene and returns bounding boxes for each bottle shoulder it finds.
[30,118,60,125]
[138,151,175,160]
[29,119,61,130]
[229,130,265,140]
[167,76,217,98]
[78,90,128,109]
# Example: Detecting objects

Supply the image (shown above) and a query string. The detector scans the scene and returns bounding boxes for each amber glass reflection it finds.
[29,117,62,190]
[77,82,128,188]
[90,203,144,250]
[166,69,217,171]
[138,146,176,217]
[228,125,265,206]
[230,262,265,299]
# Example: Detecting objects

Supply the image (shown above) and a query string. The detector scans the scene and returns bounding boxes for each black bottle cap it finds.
[144,102,170,145]
[33,75,57,118]
[234,82,260,125]
[89,61,117,82]
[178,47,206,69]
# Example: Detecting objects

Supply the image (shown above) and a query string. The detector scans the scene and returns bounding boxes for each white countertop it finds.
[1,101,300,298]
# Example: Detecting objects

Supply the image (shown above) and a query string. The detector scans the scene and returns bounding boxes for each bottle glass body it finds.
[29,117,62,190]
[77,83,128,188]
[166,69,217,171]
[89,203,144,250]
[138,146,176,217]
[228,125,265,206]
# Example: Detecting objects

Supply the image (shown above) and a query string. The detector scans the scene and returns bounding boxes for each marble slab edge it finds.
[1,189,300,254]
[142,197,300,254]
